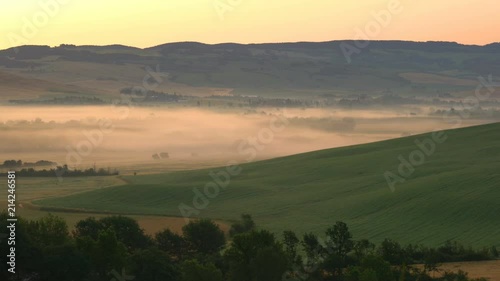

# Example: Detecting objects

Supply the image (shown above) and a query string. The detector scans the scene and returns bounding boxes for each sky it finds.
[0,0,499,50]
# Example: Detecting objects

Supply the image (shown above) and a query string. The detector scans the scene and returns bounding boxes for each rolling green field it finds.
[35,123,500,247]
[0,176,227,234]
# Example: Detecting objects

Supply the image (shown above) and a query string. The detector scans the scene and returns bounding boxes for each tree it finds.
[130,248,178,281]
[99,216,152,250]
[360,255,392,281]
[283,230,300,264]
[404,243,427,263]
[155,228,187,261]
[353,239,375,262]
[377,238,404,265]
[27,214,69,246]
[0,212,43,280]
[322,253,345,280]
[229,214,256,237]
[225,230,288,281]
[73,217,101,240]
[302,232,324,264]
[490,246,499,258]
[76,229,127,279]
[74,216,151,251]
[182,219,226,256]
[438,240,464,257]
[299,233,325,281]
[180,260,223,281]
[40,243,90,281]
[251,245,289,281]
[2,159,22,167]
[325,221,354,260]
[322,222,355,278]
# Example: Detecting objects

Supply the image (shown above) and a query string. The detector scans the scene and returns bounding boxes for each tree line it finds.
[1,160,57,168]
[0,165,119,178]
[0,212,496,281]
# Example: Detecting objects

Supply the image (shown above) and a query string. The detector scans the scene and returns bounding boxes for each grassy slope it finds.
[0,70,97,101]
[0,176,228,235]
[36,123,500,247]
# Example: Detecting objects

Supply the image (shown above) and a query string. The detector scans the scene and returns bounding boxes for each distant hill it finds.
[1,40,499,98]
[0,70,94,100]
[36,122,500,247]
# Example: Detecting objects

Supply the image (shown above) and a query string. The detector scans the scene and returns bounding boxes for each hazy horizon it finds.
[2,0,500,50]
[3,38,500,52]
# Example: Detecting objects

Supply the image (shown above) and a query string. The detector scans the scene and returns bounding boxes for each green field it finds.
[0,176,225,234]
[35,123,500,247]
[7,176,125,203]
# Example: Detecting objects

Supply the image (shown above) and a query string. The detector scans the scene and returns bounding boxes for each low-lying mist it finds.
[0,105,494,173]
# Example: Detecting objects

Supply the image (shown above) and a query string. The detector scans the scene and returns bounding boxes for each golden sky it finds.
[1,0,498,50]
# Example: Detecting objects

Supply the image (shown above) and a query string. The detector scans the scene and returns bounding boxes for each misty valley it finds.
[1,20,500,281]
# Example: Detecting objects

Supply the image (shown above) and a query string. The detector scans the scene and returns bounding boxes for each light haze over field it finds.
[0,106,493,172]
